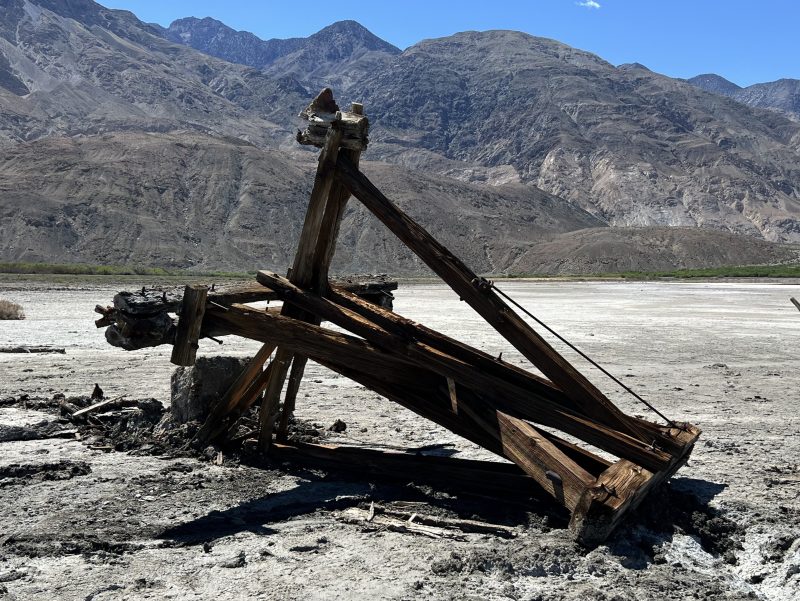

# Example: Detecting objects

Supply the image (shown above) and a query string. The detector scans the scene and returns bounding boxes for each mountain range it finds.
[0,0,798,274]
[688,74,800,121]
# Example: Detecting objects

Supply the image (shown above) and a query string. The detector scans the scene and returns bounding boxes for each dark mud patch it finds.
[0,460,90,485]
[6,536,144,559]
[0,421,73,442]
[600,480,744,566]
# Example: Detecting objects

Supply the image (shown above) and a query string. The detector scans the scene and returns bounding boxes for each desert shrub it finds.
[0,298,25,320]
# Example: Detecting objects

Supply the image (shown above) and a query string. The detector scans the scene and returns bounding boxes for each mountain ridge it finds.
[0,0,799,274]
[688,73,800,120]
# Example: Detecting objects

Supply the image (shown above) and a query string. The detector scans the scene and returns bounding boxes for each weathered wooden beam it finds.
[275,101,370,441]
[171,285,208,366]
[569,424,701,545]
[254,272,673,472]
[70,395,128,418]
[254,110,346,450]
[497,413,595,511]
[309,101,366,292]
[257,348,293,451]
[327,284,576,410]
[270,441,544,501]
[205,305,672,472]
[334,155,651,444]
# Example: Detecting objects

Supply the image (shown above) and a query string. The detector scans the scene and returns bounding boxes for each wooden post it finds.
[257,348,294,451]
[258,94,369,447]
[276,356,307,442]
[170,285,208,366]
[276,102,368,440]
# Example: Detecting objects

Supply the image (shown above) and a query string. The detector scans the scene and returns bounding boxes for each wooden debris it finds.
[270,441,543,499]
[97,88,700,545]
[70,395,128,419]
[370,504,518,538]
[0,346,65,354]
[336,507,466,540]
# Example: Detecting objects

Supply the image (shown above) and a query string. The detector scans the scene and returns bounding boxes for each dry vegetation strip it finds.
[0,299,25,320]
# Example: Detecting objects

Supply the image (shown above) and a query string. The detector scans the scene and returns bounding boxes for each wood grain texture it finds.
[170,285,207,366]
[570,424,701,545]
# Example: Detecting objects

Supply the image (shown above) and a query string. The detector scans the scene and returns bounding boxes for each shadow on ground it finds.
[157,463,570,547]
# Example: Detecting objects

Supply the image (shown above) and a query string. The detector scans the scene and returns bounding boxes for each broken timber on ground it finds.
[98,88,700,546]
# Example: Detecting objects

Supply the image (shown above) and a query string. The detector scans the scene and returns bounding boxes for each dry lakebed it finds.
[0,277,799,600]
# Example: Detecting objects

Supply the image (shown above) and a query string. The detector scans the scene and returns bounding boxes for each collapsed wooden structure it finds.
[99,89,700,545]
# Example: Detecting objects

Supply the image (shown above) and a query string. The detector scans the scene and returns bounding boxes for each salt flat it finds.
[0,278,798,600]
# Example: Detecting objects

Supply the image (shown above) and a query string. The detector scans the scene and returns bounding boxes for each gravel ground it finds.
[1,277,799,600]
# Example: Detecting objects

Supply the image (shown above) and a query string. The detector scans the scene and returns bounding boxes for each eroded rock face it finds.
[0,0,799,265]
[170,356,251,424]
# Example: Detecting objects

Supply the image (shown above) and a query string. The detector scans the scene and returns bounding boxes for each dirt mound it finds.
[508,226,800,275]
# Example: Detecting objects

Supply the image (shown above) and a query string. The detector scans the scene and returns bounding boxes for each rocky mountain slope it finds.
[1,131,795,275]
[352,34,800,243]
[0,131,607,274]
[688,74,800,120]
[0,0,799,273]
[162,20,800,244]
[161,18,400,91]
[0,0,307,148]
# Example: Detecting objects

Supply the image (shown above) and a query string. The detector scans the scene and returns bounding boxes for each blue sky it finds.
[104,1,798,87]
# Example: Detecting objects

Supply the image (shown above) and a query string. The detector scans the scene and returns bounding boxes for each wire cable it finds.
[487,279,678,428]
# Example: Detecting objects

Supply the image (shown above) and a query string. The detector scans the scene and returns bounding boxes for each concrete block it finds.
[170,356,251,423]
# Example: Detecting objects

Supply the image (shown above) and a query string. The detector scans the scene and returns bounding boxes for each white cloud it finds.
[577,0,601,8]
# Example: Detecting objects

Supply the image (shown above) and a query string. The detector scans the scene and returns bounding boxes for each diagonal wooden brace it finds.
[334,155,653,444]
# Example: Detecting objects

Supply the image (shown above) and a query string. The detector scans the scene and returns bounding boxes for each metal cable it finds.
[488,280,678,428]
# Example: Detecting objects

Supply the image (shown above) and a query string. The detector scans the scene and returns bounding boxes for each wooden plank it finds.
[334,155,650,443]
[270,441,546,500]
[171,285,207,366]
[276,355,308,442]
[70,395,127,418]
[257,348,294,451]
[0,346,65,354]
